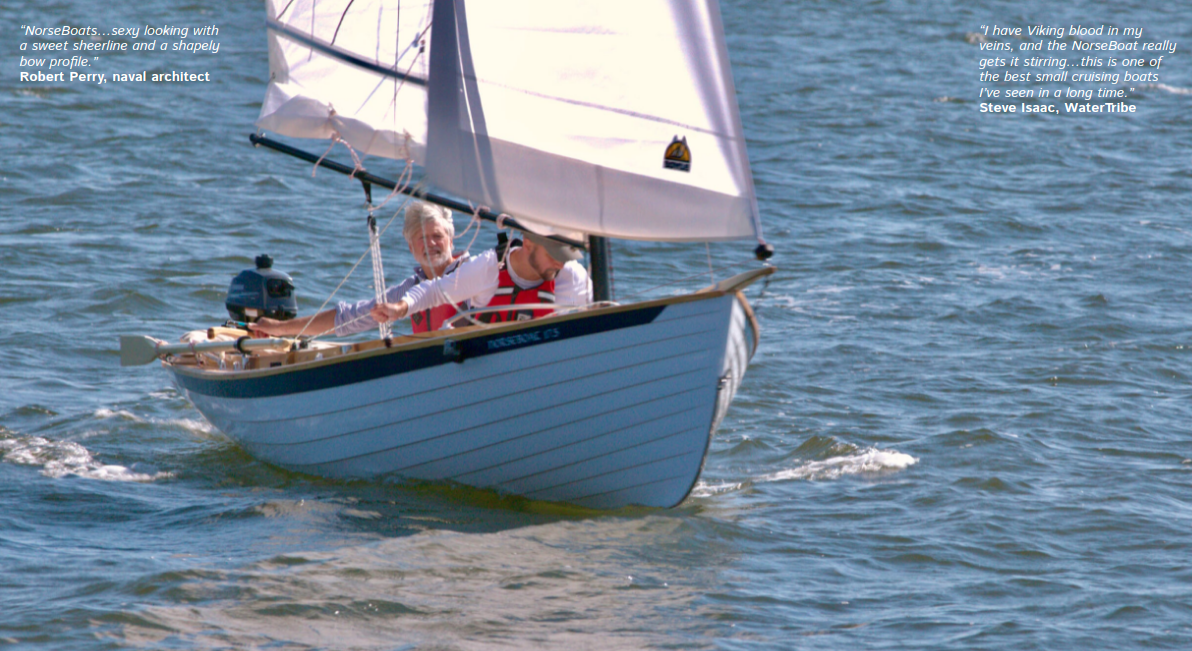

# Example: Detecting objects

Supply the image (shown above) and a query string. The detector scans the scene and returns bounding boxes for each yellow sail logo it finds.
[663,136,691,172]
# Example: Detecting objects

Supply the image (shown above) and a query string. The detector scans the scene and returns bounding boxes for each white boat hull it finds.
[170,276,763,509]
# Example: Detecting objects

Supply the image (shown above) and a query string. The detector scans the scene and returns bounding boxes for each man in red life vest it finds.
[369,231,591,327]
[250,202,470,337]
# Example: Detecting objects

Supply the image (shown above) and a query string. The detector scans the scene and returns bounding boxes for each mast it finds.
[588,235,612,302]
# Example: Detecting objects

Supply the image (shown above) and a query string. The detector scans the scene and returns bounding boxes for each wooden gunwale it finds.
[167,266,774,382]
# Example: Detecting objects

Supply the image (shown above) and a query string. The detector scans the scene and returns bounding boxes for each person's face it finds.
[526,240,566,282]
[408,221,453,271]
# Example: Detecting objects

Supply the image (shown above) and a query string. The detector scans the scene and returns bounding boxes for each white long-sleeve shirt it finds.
[400,248,591,319]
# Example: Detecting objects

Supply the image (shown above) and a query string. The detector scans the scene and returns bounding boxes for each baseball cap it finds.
[523,232,585,263]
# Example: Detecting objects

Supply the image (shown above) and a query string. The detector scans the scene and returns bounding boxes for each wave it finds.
[1141,83,1192,95]
[693,447,917,496]
[759,448,917,482]
[0,433,172,482]
[94,407,214,435]
[94,408,143,422]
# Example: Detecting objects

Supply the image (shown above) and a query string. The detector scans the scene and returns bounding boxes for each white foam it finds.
[94,408,143,422]
[692,448,917,497]
[162,418,215,435]
[807,285,852,294]
[689,480,744,498]
[95,407,214,435]
[0,435,171,482]
[760,448,917,483]
[1143,83,1192,95]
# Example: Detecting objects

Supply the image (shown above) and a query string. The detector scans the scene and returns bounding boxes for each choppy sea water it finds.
[3,0,1192,648]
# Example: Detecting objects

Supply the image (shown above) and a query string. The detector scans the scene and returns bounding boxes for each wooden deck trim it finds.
[168,266,775,382]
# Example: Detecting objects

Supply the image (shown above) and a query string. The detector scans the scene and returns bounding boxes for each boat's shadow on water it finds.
[185,440,668,539]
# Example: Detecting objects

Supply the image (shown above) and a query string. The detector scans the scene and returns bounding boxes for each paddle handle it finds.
[120,335,293,366]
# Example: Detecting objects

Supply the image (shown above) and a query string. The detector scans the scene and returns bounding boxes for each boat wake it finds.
[759,447,917,482]
[94,408,215,435]
[0,430,172,482]
[693,447,917,497]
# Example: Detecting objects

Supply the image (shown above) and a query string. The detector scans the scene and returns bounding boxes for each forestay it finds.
[258,0,434,162]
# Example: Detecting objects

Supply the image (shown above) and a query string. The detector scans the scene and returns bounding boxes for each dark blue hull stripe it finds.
[173,305,665,399]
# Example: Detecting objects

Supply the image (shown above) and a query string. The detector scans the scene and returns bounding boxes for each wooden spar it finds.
[248,133,587,251]
[120,334,294,367]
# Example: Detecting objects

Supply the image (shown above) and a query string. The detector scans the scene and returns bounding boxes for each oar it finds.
[119,335,294,367]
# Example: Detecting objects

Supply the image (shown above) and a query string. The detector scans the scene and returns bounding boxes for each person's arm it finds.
[372,250,498,323]
[554,261,593,306]
[249,309,336,337]
[334,275,418,336]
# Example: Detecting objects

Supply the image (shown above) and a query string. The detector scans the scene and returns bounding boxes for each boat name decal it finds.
[663,135,691,172]
[486,327,561,351]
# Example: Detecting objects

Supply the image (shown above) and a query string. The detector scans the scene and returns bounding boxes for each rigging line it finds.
[312,132,365,179]
[375,45,426,174]
[393,44,423,97]
[364,45,424,213]
[391,0,402,145]
[276,0,298,21]
[291,237,381,341]
[306,0,315,62]
[292,180,423,342]
[394,20,432,69]
[368,150,416,215]
[267,18,428,86]
[330,0,357,46]
[364,181,392,340]
[378,177,429,239]
[299,176,434,342]
[455,205,484,257]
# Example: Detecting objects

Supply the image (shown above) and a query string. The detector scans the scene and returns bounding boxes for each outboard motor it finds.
[226,254,297,323]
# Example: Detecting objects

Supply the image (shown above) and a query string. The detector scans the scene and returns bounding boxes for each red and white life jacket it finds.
[409,257,468,333]
[409,301,461,333]
[479,266,556,324]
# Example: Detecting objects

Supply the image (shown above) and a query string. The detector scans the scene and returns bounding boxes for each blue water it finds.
[3,0,1192,648]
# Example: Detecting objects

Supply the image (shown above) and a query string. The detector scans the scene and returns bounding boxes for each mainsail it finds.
[258,0,761,243]
[259,0,434,161]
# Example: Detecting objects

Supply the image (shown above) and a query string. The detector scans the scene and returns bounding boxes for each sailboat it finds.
[122,0,774,509]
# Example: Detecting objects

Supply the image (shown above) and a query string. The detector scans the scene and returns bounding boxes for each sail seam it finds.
[461,75,742,141]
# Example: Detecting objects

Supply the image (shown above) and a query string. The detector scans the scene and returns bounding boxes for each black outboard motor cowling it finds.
[226,254,298,323]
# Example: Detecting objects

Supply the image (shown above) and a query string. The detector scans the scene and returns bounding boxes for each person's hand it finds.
[370,301,409,323]
[248,317,286,337]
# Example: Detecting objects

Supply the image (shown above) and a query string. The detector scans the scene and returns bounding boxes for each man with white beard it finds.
[250,201,470,337]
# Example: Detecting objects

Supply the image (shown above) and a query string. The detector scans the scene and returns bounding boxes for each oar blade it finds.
[120,335,164,366]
